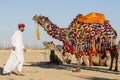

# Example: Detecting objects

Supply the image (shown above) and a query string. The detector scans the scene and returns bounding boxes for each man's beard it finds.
[21,30,24,32]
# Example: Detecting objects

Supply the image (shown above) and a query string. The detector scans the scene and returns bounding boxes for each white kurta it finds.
[3,30,25,74]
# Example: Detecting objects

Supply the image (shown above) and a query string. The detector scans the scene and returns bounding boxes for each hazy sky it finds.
[0,0,120,48]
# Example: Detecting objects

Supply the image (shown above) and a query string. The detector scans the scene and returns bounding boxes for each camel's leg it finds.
[76,57,81,72]
[89,54,92,66]
[105,52,111,67]
[83,55,89,66]
[109,54,114,70]
[114,55,118,71]
[99,55,102,66]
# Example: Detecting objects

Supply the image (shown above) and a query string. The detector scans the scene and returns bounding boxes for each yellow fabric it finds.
[76,12,106,24]
[36,26,40,40]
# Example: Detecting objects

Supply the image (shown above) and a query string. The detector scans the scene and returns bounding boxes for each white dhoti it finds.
[3,50,24,74]
[3,30,25,74]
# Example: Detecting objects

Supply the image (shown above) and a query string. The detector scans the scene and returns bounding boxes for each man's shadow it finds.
[0,67,3,75]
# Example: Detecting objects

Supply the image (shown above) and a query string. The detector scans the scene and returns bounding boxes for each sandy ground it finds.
[0,50,120,80]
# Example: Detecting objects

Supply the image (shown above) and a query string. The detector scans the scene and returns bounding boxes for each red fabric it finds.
[18,24,25,27]
[110,46,117,51]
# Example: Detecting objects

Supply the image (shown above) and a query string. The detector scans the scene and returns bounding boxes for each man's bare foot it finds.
[13,71,24,76]
[16,73,24,76]
[14,72,24,76]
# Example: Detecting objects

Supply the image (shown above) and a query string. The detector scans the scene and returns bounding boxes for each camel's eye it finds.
[41,18,45,22]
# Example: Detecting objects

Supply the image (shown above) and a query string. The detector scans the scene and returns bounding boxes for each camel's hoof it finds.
[66,67,71,71]
[109,68,112,71]
[113,69,118,72]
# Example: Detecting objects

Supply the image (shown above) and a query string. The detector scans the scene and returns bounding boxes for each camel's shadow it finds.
[24,61,120,75]
[25,62,72,70]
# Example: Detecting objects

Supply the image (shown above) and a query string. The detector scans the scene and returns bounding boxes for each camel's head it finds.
[33,15,51,29]
[43,41,59,51]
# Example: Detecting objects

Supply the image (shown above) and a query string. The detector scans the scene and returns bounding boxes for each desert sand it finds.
[0,50,120,80]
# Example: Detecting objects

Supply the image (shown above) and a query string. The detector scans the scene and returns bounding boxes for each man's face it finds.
[19,27,25,32]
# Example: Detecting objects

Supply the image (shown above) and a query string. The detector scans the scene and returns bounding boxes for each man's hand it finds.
[23,49,26,52]
[12,46,16,51]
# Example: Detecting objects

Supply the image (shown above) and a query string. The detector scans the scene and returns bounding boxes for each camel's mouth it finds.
[33,16,41,27]
[33,15,40,23]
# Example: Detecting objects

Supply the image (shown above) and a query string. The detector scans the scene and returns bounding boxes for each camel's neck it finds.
[42,21,68,41]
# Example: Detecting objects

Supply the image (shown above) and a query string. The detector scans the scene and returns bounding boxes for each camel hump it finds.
[76,12,106,24]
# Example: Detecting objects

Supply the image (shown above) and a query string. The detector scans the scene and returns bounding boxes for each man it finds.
[3,23,26,76]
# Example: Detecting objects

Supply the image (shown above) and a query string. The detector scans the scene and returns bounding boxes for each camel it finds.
[43,41,63,64]
[43,41,72,64]
[33,12,117,72]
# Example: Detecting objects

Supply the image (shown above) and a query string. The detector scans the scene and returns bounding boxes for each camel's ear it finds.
[45,17,48,21]
[39,15,42,18]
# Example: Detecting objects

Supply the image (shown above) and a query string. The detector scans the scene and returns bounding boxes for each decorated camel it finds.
[33,12,117,72]
[44,41,111,66]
